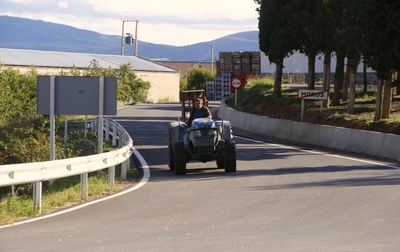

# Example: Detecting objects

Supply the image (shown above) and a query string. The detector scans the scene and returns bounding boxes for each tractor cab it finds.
[180,90,209,123]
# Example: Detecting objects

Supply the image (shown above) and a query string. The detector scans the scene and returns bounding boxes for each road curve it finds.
[0,103,400,252]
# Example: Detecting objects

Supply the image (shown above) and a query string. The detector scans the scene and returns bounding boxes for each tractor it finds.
[168,90,236,175]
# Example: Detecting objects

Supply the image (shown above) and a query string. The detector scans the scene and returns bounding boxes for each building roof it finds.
[0,48,178,73]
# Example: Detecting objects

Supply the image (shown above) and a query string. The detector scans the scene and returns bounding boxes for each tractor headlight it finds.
[194,130,202,136]
[208,130,216,136]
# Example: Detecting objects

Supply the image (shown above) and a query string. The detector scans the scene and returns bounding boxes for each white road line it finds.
[235,135,400,170]
[0,146,150,229]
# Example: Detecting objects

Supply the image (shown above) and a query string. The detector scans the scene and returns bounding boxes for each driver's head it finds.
[194,98,202,109]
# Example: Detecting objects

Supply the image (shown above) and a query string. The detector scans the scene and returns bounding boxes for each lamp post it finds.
[121,19,139,56]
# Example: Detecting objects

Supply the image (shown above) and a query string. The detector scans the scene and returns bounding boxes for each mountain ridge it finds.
[0,15,259,61]
[0,15,338,72]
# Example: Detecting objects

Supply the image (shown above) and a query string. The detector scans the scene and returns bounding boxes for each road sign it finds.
[298,89,329,122]
[231,78,242,89]
[37,76,117,115]
[298,89,328,100]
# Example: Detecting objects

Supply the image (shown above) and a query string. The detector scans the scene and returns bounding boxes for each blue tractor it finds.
[168,90,236,175]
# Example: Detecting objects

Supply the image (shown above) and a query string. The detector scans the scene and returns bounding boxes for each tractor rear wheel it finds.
[224,141,236,173]
[168,140,175,171]
[173,142,187,175]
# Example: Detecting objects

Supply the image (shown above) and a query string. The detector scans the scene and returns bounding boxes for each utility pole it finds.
[211,45,215,72]
[121,19,139,56]
[134,20,139,56]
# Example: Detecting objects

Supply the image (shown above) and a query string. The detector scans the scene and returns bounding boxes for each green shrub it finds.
[0,66,38,124]
[185,67,215,90]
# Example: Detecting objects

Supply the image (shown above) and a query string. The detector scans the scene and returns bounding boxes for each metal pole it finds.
[50,76,56,161]
[121,20,125,56]
[98,77,104,154]
[134,20,139,56]
[234,89,238,107]
[48,76,56,187]
[300,99,305,122]
[35,75,56,212]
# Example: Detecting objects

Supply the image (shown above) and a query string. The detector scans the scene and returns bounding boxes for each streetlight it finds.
[121,19,139,56]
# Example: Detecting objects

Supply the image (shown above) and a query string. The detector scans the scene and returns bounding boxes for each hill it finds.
[0,15,258,61]
[0,15,364,72]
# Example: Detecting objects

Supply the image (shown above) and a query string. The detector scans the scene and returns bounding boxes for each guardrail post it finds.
[108,166,115,185]
[64,116,68,144]
[80,173,88,200]
[123,134,127,146]
[105,119,110,142]
[121,160,128,180]
[118,128,123,148]
[112,122,117,147]
[33,182,42,213]
[84,115,88,138]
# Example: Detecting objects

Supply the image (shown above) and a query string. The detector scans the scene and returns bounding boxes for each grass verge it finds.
[0,171,137,224]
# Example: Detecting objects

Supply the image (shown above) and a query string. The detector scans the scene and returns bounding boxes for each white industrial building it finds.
[0,48,180,103]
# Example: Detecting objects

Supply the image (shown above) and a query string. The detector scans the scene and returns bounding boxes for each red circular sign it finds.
[231,78,242,89]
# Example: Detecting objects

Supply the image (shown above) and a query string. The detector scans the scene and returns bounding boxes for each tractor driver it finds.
[188,98,212,126]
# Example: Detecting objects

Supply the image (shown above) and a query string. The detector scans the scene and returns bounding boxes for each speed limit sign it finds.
[231,78,242,89]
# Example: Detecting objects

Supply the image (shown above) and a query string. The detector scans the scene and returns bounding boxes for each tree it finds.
[326,0,346,106]
[290,0,326,90]
[363,0,400,120]
[115,64,151,104]
[257,0,297,97]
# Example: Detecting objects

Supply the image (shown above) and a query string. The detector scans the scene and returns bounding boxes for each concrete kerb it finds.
[290,121,320,146]
[381,134,400,162]
[349,129,369,154]
[217,100,399,162]
[363,130,385,157]
[331,126,352,150]
[272,118,292,139]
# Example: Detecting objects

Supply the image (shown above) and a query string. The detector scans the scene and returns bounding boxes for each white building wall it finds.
[135,71,180,103]
[8,66,180,103]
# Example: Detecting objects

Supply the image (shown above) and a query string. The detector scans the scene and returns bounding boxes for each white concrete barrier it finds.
[218,101,400,162]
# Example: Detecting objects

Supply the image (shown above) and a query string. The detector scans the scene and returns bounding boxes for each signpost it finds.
[298,89,328,122]
[37,76,117,209]
[232,78,241,106]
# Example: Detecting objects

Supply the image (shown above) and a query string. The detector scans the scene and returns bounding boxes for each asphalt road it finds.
[1,103,400,252]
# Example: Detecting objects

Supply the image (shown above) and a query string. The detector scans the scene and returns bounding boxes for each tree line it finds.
[0,61,150,165]
[255,0,400,121]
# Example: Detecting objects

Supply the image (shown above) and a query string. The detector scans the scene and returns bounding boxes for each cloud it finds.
[0,0,259,45]
[9,0,33,3]
[58,0,68,8]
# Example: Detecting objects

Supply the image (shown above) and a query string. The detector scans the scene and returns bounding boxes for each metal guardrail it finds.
[0,118,133,211]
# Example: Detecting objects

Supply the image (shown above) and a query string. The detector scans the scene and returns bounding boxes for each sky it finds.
[1,0,259,46]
